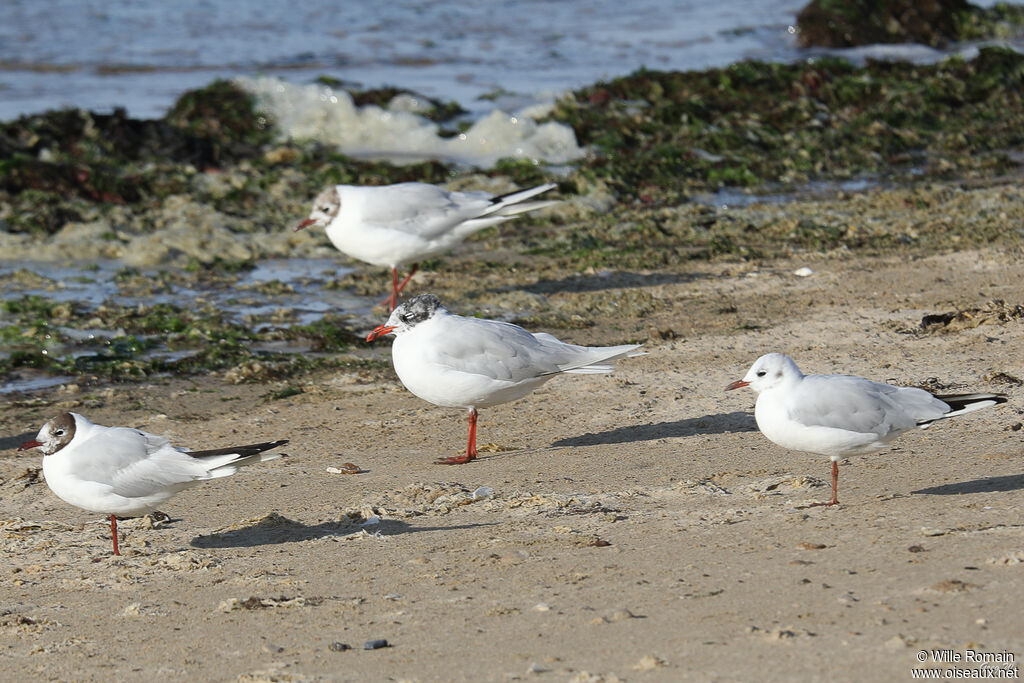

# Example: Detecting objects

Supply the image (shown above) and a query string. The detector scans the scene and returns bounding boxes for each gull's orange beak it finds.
[366,325,395,342]
[17,440,42,451]
[724,380,749,391]
[293,217,317,232]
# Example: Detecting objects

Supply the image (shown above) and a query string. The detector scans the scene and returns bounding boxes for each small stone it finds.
[793,267,814,277]
[929,579,977,593]
[471,486,494,500]
[908,545,925,553]
[633,655,667,671]
[884,634,910,650]
[329,642,351,652]
[363,639,389,650]
[533,603,551,612]
[606,609,637,622]
[797,542,827,550]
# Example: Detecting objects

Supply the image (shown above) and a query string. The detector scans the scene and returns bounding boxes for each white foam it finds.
[236,76,584,168]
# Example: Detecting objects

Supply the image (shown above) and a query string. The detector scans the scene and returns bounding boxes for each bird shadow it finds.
[496,271,707,297]
[553,411,757,447]
[1,432,38,454]
[190,515,496,549]
[912,474,1024,496]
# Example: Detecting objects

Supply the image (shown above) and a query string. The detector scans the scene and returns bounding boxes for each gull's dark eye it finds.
[399,314,410,323]
[756,370,766,377]
[54,429,65,436]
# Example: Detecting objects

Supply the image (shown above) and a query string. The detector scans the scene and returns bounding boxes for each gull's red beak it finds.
[17,440,42,451]
[293,217,317,232]
[366,325,396,342]
[724,380,749,391]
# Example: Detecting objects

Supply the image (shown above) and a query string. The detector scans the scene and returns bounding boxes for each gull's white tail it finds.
[484,183,558,217]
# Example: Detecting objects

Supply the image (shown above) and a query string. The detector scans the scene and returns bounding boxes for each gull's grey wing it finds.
[787,375,947,436]
[428,316,567,382]
[345,184,493,239]
[67,425,209,498]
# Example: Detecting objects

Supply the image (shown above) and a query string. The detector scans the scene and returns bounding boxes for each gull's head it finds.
[294,187,340,232]
[18,412,78,456]
[726,353,803,393]
[366,294,445,341]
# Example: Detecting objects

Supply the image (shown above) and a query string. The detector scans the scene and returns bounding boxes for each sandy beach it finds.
[2,233,1023,681]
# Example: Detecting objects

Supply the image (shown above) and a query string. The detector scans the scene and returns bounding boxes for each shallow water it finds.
[2,0,1017,121]
[0,258,366,325]
[0,0,805,119]
[0,257,378,392]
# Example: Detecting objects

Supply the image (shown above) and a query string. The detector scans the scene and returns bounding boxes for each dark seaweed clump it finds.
[555,47,1024,204]
[0,80,457,235]
[2,50,1022,239]
[796,0,1024,48]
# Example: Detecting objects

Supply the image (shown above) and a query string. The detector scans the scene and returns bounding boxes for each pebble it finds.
[471,486,494,500]
[364,639,389,650]
[606,608,637,622]
[329,642,351,652]
[633,655,667,671]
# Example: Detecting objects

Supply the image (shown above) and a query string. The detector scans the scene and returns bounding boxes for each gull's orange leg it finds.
[436,408,479,465]
[382,264,420,312]
[809,460,840,507]
[110,514,121,555]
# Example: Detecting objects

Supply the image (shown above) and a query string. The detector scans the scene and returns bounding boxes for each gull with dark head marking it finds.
[367,294,643,464]
[726,353,1007,506]
[295,182,557,311]
[18,412,288,556]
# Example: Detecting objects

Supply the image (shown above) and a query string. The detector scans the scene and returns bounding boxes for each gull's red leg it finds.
[436,408,479,465]
[809,459,840,507]
[394,264,418,296]
[382,268,400,312]
[381,264,420,312]
[110,514,121,555]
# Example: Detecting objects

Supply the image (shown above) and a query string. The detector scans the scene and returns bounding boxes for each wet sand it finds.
[2,244,1023,681]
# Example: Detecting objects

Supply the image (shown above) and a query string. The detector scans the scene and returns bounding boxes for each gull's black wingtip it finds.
[188,439,290,459]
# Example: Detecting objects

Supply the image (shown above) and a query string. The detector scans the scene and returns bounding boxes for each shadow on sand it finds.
[913,473,1024,496]
[553,411,757,447]
[190,514,495,549]
[1,431,40,454]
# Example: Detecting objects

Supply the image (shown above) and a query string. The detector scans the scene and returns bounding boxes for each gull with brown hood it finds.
[18,412,287,556]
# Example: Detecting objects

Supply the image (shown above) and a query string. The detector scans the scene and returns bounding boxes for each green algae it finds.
[0,295,365,384]
[553,47,1024,204]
